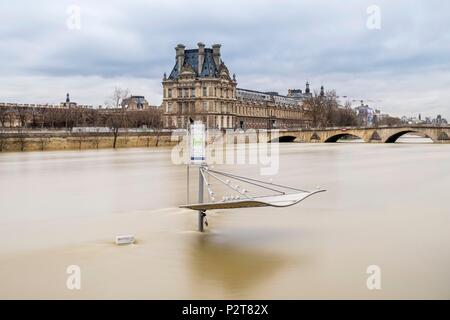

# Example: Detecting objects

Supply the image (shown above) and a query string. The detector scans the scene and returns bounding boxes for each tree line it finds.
[303,90,401,128]
[0,106,163,131]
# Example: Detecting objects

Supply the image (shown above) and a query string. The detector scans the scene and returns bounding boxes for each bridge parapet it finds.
[273,126,450,143]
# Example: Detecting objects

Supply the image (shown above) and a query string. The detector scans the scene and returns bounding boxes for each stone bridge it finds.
[269,125,450,143]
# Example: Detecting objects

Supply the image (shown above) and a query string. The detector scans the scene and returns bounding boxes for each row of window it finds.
[236,91,299,106]
[166,101,235,114]
[165,86,235,99]
[166,101,304,119]
[165,115,308,129]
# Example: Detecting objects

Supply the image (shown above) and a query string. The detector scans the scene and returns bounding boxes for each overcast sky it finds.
[1,0,449,118]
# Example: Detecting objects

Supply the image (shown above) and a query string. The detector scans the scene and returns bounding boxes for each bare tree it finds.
[106,110,129,148]
[87,109,100,127]
[42,108,55,129]
[0,107,8,128]
[105,87,130,109]
[377,116,401,126]
[304,91,357,128]
[29,107,42,128]
[16,106,28,128]
[93,129,101,149]
[0,127,6,151]
[38,136,50,151]
[303,91,328,128]
[336,106,358,127]
[16,127,27,151]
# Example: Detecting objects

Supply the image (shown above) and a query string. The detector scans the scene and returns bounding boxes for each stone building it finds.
[61,93,77,108]
[162,43,312,129]
[121,95,149,110]
[355,100,375,126]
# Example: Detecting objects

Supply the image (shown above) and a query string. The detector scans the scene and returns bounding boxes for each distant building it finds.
[61,93,77,108]
[355,101,375,126]
[121,95,149,110]
[371,109,390,123]
[287,82,313,100]
[162,43,312,129]
[400,114,447,125]
[434,114,448,125]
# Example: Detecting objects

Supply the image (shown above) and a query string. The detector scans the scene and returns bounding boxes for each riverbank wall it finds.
[0,131,179,152]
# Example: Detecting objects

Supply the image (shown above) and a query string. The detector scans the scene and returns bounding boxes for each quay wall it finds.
[0,132,178,152]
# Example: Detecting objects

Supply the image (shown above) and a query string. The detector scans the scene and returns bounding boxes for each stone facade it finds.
[162,43,312,129]
[121,96,150,110]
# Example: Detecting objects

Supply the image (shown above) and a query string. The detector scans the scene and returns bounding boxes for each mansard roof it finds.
[168,49,219,79]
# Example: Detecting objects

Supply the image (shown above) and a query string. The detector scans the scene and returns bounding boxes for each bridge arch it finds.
[324,133,365,143]
[269,135,297,143]
[438,132,449,141]
[384,130,434,143]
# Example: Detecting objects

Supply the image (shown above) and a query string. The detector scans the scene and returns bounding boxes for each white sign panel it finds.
[115,234,135,245]
[190,122,206,164]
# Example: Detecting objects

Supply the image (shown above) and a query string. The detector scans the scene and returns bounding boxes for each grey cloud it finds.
[0,0,449,117]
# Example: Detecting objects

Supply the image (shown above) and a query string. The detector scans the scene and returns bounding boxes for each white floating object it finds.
[115,235,135,245]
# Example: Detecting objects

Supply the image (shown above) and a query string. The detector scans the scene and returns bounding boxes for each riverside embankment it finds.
[0,131,178,152]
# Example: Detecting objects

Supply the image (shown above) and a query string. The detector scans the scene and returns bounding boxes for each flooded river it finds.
[0,139,449,299]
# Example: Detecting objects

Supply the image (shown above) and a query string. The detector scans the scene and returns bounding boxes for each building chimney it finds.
[197,42,205,75]
[212,44,221,66]
[175,44,185,73]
